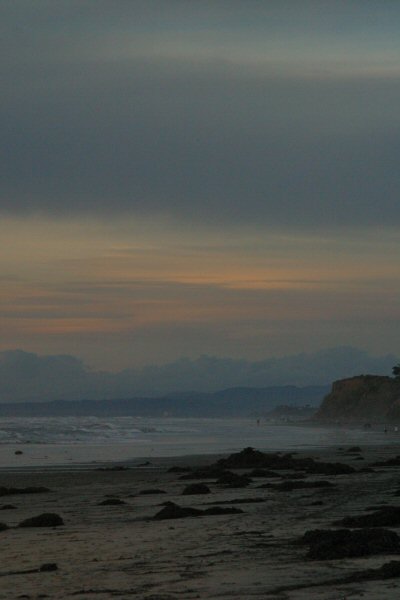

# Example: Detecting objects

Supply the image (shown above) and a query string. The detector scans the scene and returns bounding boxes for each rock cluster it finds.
[299,528,400,559]
[153,501,243,520]
[18,513,64,528]
[216,447,354,475]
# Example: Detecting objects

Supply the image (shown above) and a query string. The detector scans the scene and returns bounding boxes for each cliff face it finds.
[315,375,400,422]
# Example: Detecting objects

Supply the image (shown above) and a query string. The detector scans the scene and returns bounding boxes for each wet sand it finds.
[1,445,400,599]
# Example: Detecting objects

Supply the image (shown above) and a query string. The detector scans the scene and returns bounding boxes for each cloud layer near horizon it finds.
[0,347,396,403]
[1,216,399,368]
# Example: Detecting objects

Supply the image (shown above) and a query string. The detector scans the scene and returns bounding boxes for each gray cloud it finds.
[1,3,400,229]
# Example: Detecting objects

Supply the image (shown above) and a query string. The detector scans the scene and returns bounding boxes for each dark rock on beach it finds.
[0,486,51,497]
[362,560,400,580]
[300,527,400,559]
[335,506,400,528]
[281,472,307,479]
[153,501,243,520]
[96,465,129,471]
[98,498,126,506]
[303,461,354,475]
[272,560,400,594]
[18,513,64,528]
[182,483,211,495]
[373,456,400,467]
[217,447,277,469]
[154,502,203,520]
[216,472,251,488]
[0,504,17,510]
[168,466,191,473]
[204,497,267,505]
[179,466,229,480]
[216,447,355,475]
[249,468,280,478]
[268,480,335,492]
[0,522,9,532]
[39,563,58,572]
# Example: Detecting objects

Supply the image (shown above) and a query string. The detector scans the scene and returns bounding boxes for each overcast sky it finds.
[1,1,400,371]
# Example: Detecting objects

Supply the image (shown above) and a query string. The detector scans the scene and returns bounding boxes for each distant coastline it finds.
[0,384,327,417]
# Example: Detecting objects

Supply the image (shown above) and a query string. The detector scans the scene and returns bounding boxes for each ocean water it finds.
[0,416,397,469]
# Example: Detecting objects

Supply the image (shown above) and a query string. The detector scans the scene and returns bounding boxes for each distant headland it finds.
[315,364,400,423]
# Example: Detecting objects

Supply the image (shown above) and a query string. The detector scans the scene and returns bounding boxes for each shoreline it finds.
[0,419,399,471]
[0,441,393,470]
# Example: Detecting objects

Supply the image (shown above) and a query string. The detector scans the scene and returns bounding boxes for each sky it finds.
[1,1,400,375]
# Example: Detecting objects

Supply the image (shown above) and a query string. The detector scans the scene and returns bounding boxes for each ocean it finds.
[0,415,396,469]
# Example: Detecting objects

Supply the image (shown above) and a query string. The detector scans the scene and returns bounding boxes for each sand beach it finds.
[2,445,400,598]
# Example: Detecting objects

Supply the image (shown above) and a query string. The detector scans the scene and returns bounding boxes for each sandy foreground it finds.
[1,446,400,599]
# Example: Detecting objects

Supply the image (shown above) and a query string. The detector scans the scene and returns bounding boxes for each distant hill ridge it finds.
[0,347,395,403]
[0,385,328,417]
[315,375,400,422]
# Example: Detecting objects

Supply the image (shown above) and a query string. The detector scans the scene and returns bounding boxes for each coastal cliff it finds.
[315,375,400,423]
